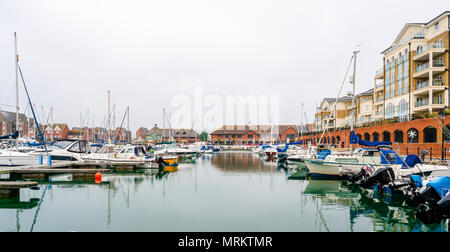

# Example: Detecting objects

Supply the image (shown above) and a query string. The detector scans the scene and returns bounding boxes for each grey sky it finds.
[0,0,448,135]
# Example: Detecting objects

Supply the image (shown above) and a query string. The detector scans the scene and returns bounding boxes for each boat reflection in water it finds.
[302,179,449,232]
[210,151,277,174]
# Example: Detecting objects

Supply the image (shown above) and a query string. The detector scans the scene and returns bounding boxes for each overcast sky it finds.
[0,0,448,135]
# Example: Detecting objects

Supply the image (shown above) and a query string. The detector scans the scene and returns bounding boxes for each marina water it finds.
[0,152,447,232]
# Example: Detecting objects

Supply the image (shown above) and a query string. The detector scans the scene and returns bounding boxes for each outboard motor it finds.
[416,192,450,224]
[405,176,450,208]
[360,167,395,189]
[347,165,376,183]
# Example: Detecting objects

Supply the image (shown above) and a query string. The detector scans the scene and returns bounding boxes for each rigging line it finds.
[319,55,354,144]
[17,64,47,151]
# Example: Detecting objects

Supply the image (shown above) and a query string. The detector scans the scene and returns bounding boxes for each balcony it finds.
[413,61,446,78]
[415,98,429,108]
[375,68,384,79]
[413,43,446,61]
[375,81,384,90]
[413,96,446,112]
[375,110,383,117]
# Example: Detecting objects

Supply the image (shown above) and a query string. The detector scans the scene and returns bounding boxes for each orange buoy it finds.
[95,173,102,180]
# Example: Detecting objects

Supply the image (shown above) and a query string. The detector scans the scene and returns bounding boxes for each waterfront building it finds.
[0,110,32,137]
[210,125,308,145]
[356,89,374,127]
[42,123,70,142]
[142,126,198,143]
[380,11,449,121]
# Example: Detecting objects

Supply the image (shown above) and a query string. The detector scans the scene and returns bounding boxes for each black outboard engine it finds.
[156,156,169,169]
[348,165,376,183]
[416,192,450,224]
[405,176,450,208]
[405,184,441,208]
[360,167,395,189]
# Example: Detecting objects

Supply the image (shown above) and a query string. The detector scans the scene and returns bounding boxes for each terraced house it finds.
[0,110,33,137]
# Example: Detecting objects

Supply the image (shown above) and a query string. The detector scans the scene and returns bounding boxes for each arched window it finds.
[357,134,362,139]
[364,133,370,141]
[373,132,380,142]
[385,103,395,119]
[424,127,437,143]
[332,136,336,144]
[327,136,330,144]
[383,131,391,142]
[417,45,423,54]
[407,128,419,143]
[336,136,341,143]
[394,130,404,143]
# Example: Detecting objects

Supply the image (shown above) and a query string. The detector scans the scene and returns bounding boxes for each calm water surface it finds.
[0,151,448,232]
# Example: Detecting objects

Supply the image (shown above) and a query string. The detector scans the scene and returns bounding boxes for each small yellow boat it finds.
[162,156,179,167]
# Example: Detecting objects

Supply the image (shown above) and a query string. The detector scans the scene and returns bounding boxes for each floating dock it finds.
[0,181,39,198]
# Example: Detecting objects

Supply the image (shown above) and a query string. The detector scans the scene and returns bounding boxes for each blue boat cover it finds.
[410,175,423,188]
[379,149,404,165]
[277,145,290,153]
[349,131,392,147]
[22,142,44,147]
[316,149,331,160]
[402,155,422,169]
[427,176,450,198]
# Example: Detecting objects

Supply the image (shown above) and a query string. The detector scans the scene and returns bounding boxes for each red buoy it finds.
[95,173,102,180]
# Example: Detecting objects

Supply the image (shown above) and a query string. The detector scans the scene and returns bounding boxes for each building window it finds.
[435,22,439,31]
[372,132,379,142]
[248,134,253,139]
[383,131,391,142]
[363,133,370,141]
[424,127,437,143]
[394,130,404,143]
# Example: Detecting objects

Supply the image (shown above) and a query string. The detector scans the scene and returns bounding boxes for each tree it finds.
[199,131,209,141]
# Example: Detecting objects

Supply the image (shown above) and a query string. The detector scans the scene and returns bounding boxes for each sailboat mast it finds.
[300,103,304,142]
[50,107,54,143]
[350,50,359,150]
[14,33,19,136]
[107,90,111,145]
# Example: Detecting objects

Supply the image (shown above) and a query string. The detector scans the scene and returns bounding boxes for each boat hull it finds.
[304,159,385,179]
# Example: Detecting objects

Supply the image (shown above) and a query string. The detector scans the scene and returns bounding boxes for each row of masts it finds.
[12,33,130,144]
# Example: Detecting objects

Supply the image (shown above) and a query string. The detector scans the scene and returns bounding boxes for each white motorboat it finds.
[29,139,89,163]
[0,149,40,167]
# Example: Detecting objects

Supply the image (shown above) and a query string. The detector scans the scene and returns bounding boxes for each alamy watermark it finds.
[168,86,280,132]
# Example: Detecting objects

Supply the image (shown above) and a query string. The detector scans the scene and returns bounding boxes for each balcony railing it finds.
[376,68,384,76]
[375,82,384,88]
[415,99,429,107]
[416,62,429,72]
[432,97,443,105]
[415,42,445,55]
[415,80,429,90]
[433,61,444,67]
[433,79,444,86]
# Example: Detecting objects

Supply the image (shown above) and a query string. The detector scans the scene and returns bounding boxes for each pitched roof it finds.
[0,110,28,123]
[210,125,307,135]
